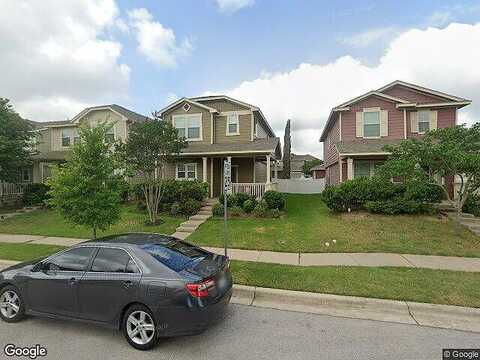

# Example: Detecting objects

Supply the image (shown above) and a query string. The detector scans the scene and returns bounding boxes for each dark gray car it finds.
[0,233,233,350]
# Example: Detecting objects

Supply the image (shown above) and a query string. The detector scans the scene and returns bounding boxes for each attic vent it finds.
[183,103,191,112]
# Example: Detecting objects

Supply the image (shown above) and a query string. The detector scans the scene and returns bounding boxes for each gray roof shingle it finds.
[335,139,404,154]
[181,137,281,156]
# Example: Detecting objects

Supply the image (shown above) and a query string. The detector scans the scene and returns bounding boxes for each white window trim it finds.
[417,110,430,135]
[176,163,198,180]
[226,113,240,136]
[362,108,381,139]
[172,114,203,141]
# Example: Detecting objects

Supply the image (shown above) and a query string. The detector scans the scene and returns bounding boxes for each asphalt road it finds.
[1,304,479,360]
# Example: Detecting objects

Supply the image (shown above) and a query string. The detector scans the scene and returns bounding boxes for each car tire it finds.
[0,285,26,323]
[122,304,158,351]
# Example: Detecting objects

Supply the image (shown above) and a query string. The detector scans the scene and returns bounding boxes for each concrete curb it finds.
[231,285,480,333]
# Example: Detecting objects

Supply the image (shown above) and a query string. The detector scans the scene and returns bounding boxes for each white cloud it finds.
[0,0,130,121]
[128,8,192,67]
[426,11,453,27]
[213,23,480,158]
[340,27,397,48]
[215,0,254,14]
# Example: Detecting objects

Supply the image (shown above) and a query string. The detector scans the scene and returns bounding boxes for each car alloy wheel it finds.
[0,290,20,319]
[126,310,155,346]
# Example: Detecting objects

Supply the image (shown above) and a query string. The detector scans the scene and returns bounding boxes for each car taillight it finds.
[186,279,215,298]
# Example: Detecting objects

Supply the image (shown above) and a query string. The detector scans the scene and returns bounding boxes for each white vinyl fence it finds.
[276,178,325,194]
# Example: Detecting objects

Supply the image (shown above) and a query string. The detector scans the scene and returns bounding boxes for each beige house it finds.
[159,95,281,198]
[28,104,149,184]
[24,96,281,199]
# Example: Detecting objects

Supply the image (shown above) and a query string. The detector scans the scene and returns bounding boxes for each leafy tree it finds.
[0,98,34,182]
[121,114,186,224]
[378,124,480,217]
[281,119,291,179]
[302,159,323,176]
[48,123,124,238]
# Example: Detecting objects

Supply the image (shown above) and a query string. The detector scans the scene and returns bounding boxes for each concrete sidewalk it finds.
[1,233,480,272]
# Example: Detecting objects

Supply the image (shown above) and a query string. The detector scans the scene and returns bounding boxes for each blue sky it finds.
[2,0,480,156]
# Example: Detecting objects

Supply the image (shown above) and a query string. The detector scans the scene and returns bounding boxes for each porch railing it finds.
[232,183,266,198]
[0,182,28,197]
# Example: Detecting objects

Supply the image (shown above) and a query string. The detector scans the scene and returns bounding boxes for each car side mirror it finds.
[32,262,48,273]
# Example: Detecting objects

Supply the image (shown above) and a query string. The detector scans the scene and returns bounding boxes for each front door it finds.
[77,247,141,323]
[27,247,96,317]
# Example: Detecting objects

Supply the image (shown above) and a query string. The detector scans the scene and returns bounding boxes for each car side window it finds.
[91,248,139,273]
[45,247,95,272]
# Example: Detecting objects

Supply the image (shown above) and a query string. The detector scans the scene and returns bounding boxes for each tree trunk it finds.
[93,226,97,239]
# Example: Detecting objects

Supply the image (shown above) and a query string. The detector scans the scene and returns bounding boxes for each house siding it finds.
[214,113,252,144]
[198,99,249,112]
[324,114,340,167]
[381,84,448,104]
[163,103,211,146]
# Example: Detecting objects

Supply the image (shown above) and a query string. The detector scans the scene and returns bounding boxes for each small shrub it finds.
[212,203,224,217]
[161,179,181,204]
[180,199,201,216]
[270,208,281,218]
[263,190,285,210]
[229,205,243,217]
[364,199,433,215]
[242,199,256,213]
[235,192,254,207]
[463,194,480,217]
[170,202,181,216]
[252,201,268,218]
[23,183,51,206]
[404,179,445,203]
[178,180,208,202]
[219,193,237,208]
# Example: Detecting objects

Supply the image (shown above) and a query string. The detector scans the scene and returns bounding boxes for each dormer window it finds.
[226,113,239,136]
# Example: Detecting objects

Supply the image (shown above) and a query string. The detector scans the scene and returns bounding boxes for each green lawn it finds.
[232,261,480,308]
[0,205,184,239]
[188,194,480,257]
[0,242,65,262]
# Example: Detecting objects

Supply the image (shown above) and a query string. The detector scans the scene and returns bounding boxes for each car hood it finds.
[0,258,42,273]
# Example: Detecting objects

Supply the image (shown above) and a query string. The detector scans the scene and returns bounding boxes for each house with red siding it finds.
[319,80,471,189]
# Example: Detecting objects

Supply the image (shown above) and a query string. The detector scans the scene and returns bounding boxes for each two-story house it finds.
[320,80,471,193]
[28,104,149,183]
[158,95,281,198]
[26,96,281,199]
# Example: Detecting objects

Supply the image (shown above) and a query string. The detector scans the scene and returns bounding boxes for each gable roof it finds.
[158,97,218,116]
[190,95,259,111]
[72,104,150,124]
[320,80,471,141]
[377,80,468,102]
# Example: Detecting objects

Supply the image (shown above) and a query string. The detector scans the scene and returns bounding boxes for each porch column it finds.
[338,158,343,183]
[252,156,256,183]
[347,157,354,180]
[274,160,278,180]
[210,158,214,198]
[202,157,208,182]
[266,155,271,184]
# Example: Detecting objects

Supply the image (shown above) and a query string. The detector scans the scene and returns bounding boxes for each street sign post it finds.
[223,158,231,257]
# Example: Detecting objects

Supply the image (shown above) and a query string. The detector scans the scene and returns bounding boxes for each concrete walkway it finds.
[1,233,479,272]
[171,198,215,240]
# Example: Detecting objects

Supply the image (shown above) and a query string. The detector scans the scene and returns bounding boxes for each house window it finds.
[363,110,380,138]
[354,160,384,179]
[105,126,115,143]
[226,114,239,135]
[176,163,197,180]
[61,129,71,147]
[22,169,31,182]
[73,129,81,144]
[173,114,202,141]
[418,110,430,134]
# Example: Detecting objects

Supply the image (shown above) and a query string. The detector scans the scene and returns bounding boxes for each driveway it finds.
[1,304,478,360]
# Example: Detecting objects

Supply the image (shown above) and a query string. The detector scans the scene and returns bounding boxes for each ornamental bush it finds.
[23,183,51,206]
[212,203,224,217]
[229,205,243,217]
[263,190,285,210]
[242,199,256,213]
[252,201,268,218]
[235,192,255,208]
[180,198,201,216]
[404,179,445,203]
[219,193,237,208]
[364,199,432,215]
[463,194,480,217]
[178,180,208,202]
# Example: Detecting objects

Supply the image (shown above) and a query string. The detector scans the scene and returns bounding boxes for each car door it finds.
[27,247,96,317]
[77,247,141,324]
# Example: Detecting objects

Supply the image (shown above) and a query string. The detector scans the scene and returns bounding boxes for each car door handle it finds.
[122,280,133,289]
[69,277,78,286]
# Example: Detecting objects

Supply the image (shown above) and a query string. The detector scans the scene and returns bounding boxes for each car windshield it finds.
[140,241,207,272]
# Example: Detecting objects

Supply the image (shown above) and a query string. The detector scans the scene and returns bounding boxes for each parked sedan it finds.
[0,233,233,350]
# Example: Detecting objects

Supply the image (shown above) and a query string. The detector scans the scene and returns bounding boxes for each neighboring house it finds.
[27,104,149,184]
[159,95,281,198]
[319,80,471,195]
[275,153,320,179]
[311,164,325,179]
